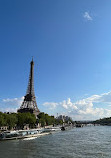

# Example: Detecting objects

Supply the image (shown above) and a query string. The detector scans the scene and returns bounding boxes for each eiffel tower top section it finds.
[26,58,35,97]
[18,58,40,116]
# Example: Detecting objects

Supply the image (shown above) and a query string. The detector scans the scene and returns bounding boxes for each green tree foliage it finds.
[6,113,18,130]
[0,112,7,126]
[17,112,36,128]
[0,112,36,129]
[55,119,63,125]
[0,111,72,129]
[37,112,56,127]
[93,117,111,125]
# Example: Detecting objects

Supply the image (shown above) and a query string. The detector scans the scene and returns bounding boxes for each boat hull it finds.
[0,129,51,141]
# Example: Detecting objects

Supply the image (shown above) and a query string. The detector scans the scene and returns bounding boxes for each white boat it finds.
[0,128,51,141]
[44,126,61,132]
[50,127,61,131]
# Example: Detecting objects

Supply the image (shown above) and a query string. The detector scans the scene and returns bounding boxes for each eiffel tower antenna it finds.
[18,58,40,117]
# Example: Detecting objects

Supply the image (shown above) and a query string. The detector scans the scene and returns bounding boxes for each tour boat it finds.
[0,128,51,141]
[45,126,61,132]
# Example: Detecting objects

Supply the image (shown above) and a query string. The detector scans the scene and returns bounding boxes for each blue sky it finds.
[1,0,111,120]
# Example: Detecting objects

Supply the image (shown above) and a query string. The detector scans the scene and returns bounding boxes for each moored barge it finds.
[0,128,51,140]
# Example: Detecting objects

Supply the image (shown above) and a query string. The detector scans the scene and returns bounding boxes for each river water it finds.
[0,126,111,158]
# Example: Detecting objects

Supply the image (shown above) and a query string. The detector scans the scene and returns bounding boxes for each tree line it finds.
[37,112,63,127]
[93,117,111,125]
[0,112,64,130]
[0,112,36,129]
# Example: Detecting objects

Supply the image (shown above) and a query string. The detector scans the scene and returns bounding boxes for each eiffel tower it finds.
[18,59,40,117]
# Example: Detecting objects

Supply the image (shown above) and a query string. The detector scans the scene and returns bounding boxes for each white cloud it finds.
[83,12,93,21]
[60,98,78,110]
[43,102,58,109]
[0,108,18,113]
[42,91,111,120]
[0,97,24,112]
[3,97,24,106]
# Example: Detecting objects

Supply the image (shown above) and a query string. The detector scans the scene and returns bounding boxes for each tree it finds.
[17,112,36,128]
[0,112,7,126]
[6,113,17,130]
[37,112,56,126]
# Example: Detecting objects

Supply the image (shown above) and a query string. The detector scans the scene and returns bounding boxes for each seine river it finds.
[0,126,111,158]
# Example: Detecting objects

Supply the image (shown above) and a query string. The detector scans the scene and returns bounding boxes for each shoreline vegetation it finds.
[0,112,73,131]
[1,110,111,132]
[93,117,111,126]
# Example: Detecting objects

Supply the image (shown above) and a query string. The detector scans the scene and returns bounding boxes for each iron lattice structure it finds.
[18,59,40,116]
